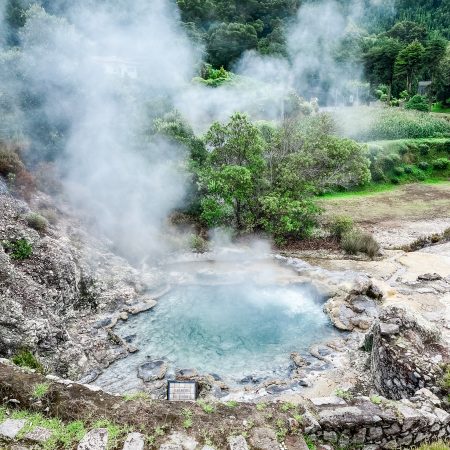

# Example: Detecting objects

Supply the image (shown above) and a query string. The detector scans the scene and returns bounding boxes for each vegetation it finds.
[32,382,50,399]
[1,238,33,260]
[341,229,380,258]
[25,212,48,232]
[11,349,44,373]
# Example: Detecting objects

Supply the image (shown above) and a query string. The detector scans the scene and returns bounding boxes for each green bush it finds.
[432,158,449,170]
[393,166,405,176]
[2,238,33,260]
[418,161,430,170]
[390,177,400,184]
[12,349,44,373]
[404,165,413,174]
[419,143,430,156]
[405,95,430,112]
[329,215,354,240]
[25,212,48,232]
[341,229,380,258]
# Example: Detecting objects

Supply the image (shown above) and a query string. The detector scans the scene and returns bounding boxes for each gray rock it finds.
[323,431,337,442]
[127,300,157,314]
[434,408,450,425]
[78,428,108,450]
[0,419,27,439]
[24,426,53,442]
[310,396,346,407]
[160,445,183,450]
[301,411,321,433]
[228,435,249,450]
[379,323,400,336]
[417,273,442,281]
[249,427,278,450]
[290,352,308,368]
[137,360,167,382]
[285,435,309,450]
[123,432,145,450]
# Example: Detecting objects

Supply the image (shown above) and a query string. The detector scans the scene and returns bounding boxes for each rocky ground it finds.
[0,179,449,448]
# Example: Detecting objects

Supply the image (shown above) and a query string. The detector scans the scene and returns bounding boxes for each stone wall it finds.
[370,306,447,400]
[306,390,450,448]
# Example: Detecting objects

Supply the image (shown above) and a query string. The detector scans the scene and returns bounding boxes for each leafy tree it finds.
[363,37,402,99]
[433,44,450,104]
[385,21,427,44]
[394,40,425,92]
[200,113,265,230]
[423,33,448,81]
[207,23,258,68]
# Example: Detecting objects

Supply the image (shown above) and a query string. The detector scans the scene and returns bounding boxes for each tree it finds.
[207,23,258,68]
[385,21,427,44]
[200,113,265,230]
[433,45,450,104]
[423,33,447,81]
[394,40,425,93]
[363,37,402,100]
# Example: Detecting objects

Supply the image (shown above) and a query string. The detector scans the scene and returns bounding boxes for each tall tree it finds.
[394,40,425,92]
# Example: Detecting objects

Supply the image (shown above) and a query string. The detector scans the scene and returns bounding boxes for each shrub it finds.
[405,95,429,112]
[418,161,430,170]
[398,144,409,156]
[390,177,400,184]
[404,165,413,174]
[12,349,44,373]
[25,213,48,232]
[0,147,24,176]
[393,166,405,176]
[341,229,380,258]
[432,158,449,170]
[2,238,33,260]
[329,215,354,240]
[189,234,208,253]
[419,143,430,156]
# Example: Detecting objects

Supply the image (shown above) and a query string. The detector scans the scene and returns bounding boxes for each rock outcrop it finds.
[324,277,383,331]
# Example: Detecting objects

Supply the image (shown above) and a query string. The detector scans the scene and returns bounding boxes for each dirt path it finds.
[319,182,450,248]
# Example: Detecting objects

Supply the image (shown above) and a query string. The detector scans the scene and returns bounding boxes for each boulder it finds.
[0,419,26,439]
[78,428,108,450]
[228,435,249,450]
[123,432,145,450]
[137,360,167,382]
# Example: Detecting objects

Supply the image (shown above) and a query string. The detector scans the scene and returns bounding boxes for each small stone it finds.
[290,352,308,368]
[323,431,337,442]
[285,435,309,450]
[434,408,450,425]
[127,300,157,314]
[123,432,145,450]
[301,411,321,434]
[310,396,346,407]
[160,445,182,450]
[379,323,400,336]
[0,419,27,439]
[78,428,108,450]
[417,273,442,281]
[228,435,249,450]
[119,312,129,321]
[24,427,53,442]
[249,427,278,450]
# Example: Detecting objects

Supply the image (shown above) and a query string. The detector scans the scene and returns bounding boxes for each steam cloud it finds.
[0,0,384,261]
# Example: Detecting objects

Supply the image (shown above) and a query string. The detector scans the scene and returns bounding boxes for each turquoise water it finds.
[114,282,337,382]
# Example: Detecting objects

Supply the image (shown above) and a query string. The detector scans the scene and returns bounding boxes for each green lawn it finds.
[432,102,450,114]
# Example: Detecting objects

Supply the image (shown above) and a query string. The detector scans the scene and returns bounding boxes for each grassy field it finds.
[318,181,450,224]
[432,102,450,114]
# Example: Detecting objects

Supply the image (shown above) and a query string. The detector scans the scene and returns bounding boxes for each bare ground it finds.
[319,182,450,248]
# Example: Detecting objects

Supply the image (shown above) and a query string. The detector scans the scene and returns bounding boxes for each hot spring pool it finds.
[97,281,339,388]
